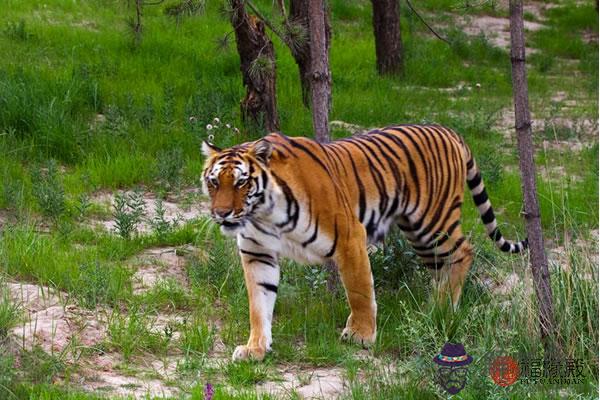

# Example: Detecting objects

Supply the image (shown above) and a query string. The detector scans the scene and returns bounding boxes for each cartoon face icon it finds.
[436,365,469,394]
[433,342,473,395]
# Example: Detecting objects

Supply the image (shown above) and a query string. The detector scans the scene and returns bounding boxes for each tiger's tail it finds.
[465,154,528,254]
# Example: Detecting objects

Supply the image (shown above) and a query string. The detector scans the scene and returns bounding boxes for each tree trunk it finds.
[371,0,403,74]
[509,0,559,357]
[133,0,143,47]
[230,0,279,132]
[308,0,331,142]
[306,0,336,289]
[288,0,330,108]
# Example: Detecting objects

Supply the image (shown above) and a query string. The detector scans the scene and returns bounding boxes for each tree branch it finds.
[405,0,450,45]
[245,0,287,43]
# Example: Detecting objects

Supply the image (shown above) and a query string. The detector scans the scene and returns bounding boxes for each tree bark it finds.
[306,0,336,289]
[371,0,403,75]
[509,0,559,357]
[230,0,279,132]
[289,0,331,108]
[308,0,331,142]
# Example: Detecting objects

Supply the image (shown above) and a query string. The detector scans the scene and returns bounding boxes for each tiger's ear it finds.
[250,139,273,165]
[202,141,221,158]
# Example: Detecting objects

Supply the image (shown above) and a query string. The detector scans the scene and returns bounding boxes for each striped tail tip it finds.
[489,227,528,254]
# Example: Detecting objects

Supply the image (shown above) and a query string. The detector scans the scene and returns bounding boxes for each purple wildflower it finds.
[204,383,214,400]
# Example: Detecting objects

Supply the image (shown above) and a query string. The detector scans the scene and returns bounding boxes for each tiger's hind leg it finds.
[427,239,473,309]
[401,216,473,309]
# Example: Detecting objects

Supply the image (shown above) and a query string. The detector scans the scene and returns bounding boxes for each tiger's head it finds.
[201,139,273,233]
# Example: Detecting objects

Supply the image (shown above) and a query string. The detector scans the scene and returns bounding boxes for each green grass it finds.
[0,279,19,339]
[0,0,596,398]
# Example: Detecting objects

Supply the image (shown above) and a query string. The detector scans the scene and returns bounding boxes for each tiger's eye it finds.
[207,176,219,187]
[237,177,248,188]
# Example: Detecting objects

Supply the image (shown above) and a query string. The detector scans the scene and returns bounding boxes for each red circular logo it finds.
[490,356,520,386]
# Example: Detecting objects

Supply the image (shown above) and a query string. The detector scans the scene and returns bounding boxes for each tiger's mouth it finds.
[214,216,247,231]
[220,220,241,228]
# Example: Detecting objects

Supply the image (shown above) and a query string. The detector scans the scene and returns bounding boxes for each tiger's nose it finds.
[213,208,233,218]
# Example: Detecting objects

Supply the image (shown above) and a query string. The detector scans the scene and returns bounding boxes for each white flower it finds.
[226,124,231,129]
[208,134,215,142]
[213,117,220,124]
[189,116,197,123]
[475,83,481,89]
[206,124,213,130]
[233,127,240,134]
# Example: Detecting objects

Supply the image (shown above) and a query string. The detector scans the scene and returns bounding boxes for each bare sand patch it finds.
[8,283,108,354]
[257,366,347,399]
[131,247,190,295]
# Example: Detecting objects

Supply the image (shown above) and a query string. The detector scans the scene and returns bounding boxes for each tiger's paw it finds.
[232,345,267,362]
[341,317,376,348]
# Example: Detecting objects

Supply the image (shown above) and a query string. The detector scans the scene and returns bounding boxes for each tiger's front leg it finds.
[335,225,377,347]
[232,241,280,362]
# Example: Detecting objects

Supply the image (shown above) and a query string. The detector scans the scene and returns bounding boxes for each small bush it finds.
[149,197,179,239]
[369,229,427,292]
[3,19,31,41]
[31,160,65,221]
[101,105,128,136]
[113,191,146,239]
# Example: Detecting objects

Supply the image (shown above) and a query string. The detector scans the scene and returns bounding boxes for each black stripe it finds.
[343,139,389,216]
[500,242,512,252]
[248,258,277,268]
[365,210,377,240]
[378,130,422,216]
[240,249,275,260]
[467,173,482,190]
[449,256,466,265]
[250,220,279,238]
[325,220,338,258]
[481,207,495,225]
[415,197,462,242]
[415,237,465,259]
[412,219,460,250]
[284,137,332,175]
[302,217,319,247]
[271,172,300,232]
[398,223,414,231]
[424,261,445,270]
[273,141,298,158]
[258,282,278,293]
[466,158,474,170]
[393,126,432,217]
[488,227,502,242]
[376,131,420,214]
[338,146,366,222]
[472,189,488,206]
[365,135,405,218]
[411,129,453,237]
[240,234,262,246]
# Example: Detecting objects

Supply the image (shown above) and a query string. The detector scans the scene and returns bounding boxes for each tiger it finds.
[201,124,527,362]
